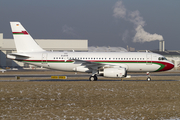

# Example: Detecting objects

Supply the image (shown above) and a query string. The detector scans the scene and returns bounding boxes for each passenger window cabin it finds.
[53,56,146,61]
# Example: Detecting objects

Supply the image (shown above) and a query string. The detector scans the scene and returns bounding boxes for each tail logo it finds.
[13,31,29,35]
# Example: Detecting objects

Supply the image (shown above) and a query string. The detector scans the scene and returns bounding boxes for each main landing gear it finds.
[146,72,151,81]
[89,75,98,81]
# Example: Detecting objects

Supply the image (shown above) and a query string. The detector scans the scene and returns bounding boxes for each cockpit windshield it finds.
[158,57,167,60]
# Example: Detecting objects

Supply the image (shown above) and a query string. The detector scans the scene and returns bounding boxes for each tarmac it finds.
[0,69,180,82]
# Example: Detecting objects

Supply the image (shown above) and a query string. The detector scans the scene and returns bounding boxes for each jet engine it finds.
[99,68,127,78]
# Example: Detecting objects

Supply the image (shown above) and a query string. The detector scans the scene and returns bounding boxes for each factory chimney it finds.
[159,40,165,52]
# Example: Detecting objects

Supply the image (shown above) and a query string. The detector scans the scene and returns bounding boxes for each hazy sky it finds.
[0,0,180,50]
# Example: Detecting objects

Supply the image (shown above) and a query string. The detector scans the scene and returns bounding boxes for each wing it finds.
[72,59,118,71]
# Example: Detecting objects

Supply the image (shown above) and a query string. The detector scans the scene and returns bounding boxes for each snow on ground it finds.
[0,81,180,119]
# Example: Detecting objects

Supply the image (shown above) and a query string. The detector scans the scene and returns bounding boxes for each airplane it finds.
[7,22,174,81]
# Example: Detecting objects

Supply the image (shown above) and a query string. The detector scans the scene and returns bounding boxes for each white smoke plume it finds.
[133,25,163,43]
[113,1,163,43]
[129,10,145,27]
[113,1,126,19]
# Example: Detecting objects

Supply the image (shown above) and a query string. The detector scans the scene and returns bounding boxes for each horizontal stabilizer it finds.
[7,53,30,58]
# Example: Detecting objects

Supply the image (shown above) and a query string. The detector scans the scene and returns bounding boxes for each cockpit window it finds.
[158,57,167,60]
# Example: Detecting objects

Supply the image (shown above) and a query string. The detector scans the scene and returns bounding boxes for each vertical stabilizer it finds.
[10,22,45,52]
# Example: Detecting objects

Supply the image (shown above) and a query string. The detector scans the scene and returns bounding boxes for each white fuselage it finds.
[13,51,174,73]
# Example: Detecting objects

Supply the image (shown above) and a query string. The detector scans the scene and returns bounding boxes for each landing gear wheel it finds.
[147,77,151,81]
[89,76,98,81]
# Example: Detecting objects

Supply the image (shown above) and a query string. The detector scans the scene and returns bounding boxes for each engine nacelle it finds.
[99,68,127,78]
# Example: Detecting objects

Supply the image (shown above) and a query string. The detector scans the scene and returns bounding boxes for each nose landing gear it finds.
[146,72,151,81]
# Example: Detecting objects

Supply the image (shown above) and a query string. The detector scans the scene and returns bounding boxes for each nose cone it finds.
[160,62,174,71]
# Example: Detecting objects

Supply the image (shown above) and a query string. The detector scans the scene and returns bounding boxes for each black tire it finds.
[89,76,98,81]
